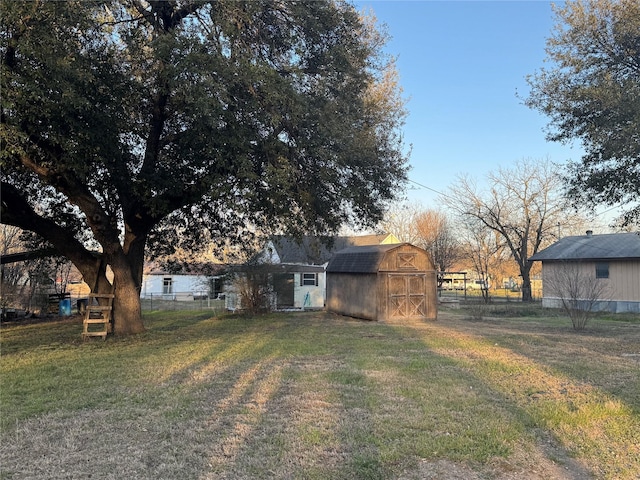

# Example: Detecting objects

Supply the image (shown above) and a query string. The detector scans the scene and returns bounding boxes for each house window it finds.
[163,277,173,294]
[595,262,609,279]
[301,273,318,286]
[210,277,223,297]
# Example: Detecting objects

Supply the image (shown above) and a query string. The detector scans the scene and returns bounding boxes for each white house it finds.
[254,234,400,310]
[141,262,227,301]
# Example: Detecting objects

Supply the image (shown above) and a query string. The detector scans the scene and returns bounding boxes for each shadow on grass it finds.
[406,313,639,479]
[1,310,637,479]
[446,310,640,416]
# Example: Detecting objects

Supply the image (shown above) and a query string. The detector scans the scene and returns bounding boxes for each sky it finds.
[354,0,587,209]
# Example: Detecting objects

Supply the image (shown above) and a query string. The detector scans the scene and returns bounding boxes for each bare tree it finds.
[459,219,502,304]
[543,261,610,330]
[1,226,26,313]
[51,258,73,298]
[445,158,585,302]
[378,201,422,244]
[230,257,275,315]
[1,225,26,286]
[0,226,76,315]
[414,209,461,281]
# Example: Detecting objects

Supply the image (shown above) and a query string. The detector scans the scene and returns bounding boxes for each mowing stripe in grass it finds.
[405,320,640,480]
[1,310,638,479]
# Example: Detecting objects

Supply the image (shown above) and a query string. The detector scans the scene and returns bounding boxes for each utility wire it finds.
[592,204,623,217]
[407,178,456,200]
[409,178,632,218]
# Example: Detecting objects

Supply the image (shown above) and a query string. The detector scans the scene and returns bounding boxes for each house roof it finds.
[269,234,399,265]
[529,232,640,262]
[144,261,228,276]
[230,263,325,274]
[326,243,406,273]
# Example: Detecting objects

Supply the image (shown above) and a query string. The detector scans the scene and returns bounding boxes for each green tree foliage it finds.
[1,0,408,334]
[526,0,640,227]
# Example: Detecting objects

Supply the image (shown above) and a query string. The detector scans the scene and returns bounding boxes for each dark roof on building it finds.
[326,243,405,273]
[529,232,640,262]
[269,234,398,265]
[230,263,325,274]
[145,261,228,276]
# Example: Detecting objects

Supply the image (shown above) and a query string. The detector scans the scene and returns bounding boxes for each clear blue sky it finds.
[355,0,584,207]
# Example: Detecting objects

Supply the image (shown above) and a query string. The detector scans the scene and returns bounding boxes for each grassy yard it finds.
[1,307,638,479]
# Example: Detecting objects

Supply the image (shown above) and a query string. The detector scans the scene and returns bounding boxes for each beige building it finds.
[529,231,640,313]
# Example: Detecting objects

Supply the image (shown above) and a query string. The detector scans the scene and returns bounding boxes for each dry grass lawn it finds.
[1,307,638,479]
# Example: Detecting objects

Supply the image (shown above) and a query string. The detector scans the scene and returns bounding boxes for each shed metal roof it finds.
[529,232,640,262]
[269,234,398,265]
[326,243,405,273]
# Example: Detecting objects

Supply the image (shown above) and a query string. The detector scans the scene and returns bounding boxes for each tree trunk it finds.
[109,251,145,335]
[521,281,533,302]
[65,249,143,334]
[112,280,144,335]
[481,286,490,304]
[521,268,533,302]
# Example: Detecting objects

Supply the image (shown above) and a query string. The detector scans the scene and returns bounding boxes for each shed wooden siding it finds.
[326,243,437,321]
[327,274,378,320]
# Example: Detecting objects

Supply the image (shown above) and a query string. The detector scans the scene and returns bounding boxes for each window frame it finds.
[163,277,173,294]
[301,272,318,287]
[595,262,609,279]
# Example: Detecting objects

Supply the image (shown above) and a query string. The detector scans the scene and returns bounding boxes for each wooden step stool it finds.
[82,293,114,340]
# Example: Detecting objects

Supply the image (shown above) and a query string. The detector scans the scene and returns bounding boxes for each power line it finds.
[407,178,456,200]
[592,204,623,217]
[408,178,633,216]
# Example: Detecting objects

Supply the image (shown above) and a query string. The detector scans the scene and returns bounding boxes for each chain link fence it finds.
[2,290,228,320]
[140,292,226,312]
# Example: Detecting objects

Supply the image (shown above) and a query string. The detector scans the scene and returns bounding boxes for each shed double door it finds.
[388,274,426,319]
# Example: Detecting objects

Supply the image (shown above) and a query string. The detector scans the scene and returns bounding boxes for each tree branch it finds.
[0,182,102,272]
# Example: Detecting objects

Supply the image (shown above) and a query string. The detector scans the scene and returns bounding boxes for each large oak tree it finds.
[1,0,408,334]
[526,0,640,227]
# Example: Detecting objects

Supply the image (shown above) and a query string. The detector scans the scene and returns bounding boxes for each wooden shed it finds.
[326,243,437,321]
